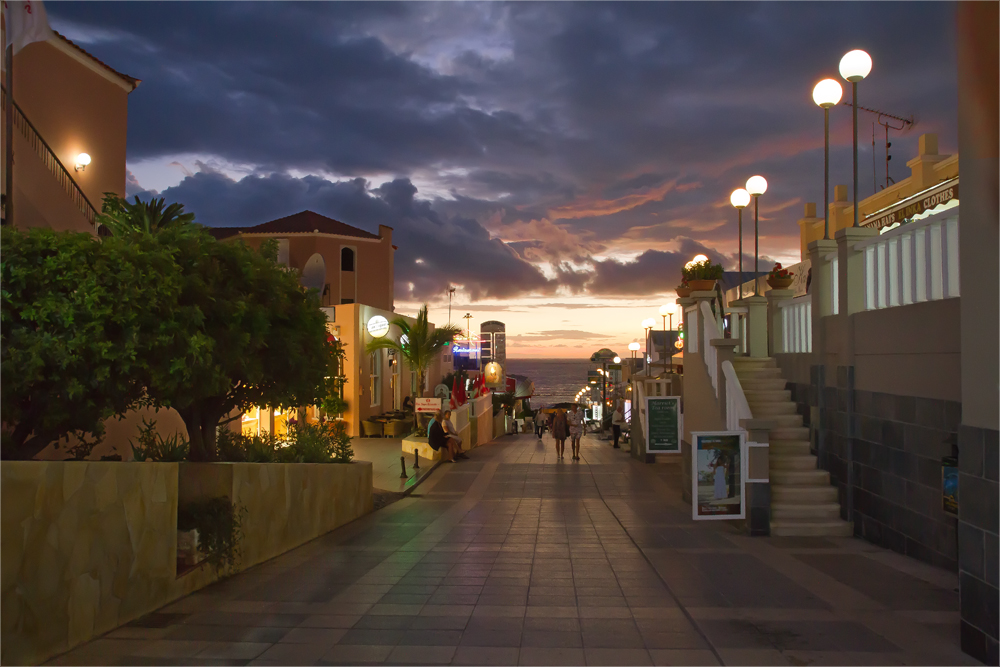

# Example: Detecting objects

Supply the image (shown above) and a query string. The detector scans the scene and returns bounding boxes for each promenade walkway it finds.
[48,433,977,666]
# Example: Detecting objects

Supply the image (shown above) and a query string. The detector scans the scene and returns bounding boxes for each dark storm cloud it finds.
[152,171,551,301]
[48,2,958,299]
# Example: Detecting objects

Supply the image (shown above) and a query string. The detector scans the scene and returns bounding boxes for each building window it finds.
[341,247,355,272]
[369,350,382,407]
[341,298,354,305]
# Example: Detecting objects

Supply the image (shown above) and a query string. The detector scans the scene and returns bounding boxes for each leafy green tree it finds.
[365,305,461,407]
[0,227,182,460]
[136,226,331,461]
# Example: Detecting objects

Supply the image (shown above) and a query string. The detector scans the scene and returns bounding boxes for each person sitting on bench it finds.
[428,411,464,462]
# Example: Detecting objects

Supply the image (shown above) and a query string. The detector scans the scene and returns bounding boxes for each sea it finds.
[505,358,595,407]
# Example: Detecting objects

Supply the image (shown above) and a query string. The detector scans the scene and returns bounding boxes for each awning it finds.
[863,178,958,231]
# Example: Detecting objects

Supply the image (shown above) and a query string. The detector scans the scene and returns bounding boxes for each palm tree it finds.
[96,193,196,237]
[366,305,461,413]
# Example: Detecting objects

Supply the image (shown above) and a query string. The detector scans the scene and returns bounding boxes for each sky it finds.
[49,2,958,358]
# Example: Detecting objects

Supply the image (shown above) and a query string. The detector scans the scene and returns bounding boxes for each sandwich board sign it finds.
[644,396,680,452]
[415,397,442,414]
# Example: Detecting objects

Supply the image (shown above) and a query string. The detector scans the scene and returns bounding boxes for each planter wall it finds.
[1,460,373,666]
[179,462,373,570]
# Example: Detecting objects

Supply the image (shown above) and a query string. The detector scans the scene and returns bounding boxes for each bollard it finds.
[399,455,407,478]
[413,449,420,469]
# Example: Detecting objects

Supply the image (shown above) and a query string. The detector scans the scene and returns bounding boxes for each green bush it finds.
[216,421,353,464]
[130,419,189,462]
[177,496,245,575]
[681,259,724,281]
[217,427,285,463]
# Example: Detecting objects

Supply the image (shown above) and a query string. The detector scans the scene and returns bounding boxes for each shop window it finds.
[369,350,382,407]
[341,247,355,272]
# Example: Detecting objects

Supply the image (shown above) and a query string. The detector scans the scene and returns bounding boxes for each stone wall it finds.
[1,461,373,665]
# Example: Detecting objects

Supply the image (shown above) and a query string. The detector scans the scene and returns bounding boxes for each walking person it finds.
[535,410,548,439]
[611,403,625,449]
[568,404,585,461]
[551,409,569,459]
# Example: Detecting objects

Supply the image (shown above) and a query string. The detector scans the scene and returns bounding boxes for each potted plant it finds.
[766,262,794,289]
[682,258,724,292]
[676,278,692,298]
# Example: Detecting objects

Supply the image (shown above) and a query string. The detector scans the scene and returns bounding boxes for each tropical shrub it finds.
[130,419,190,462]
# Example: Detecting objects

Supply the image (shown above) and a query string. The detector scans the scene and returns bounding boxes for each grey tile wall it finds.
[787,371,962,571]
[957,423,999,665]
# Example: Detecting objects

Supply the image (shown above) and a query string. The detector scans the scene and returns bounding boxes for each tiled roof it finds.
[209,211,381,240]
[53,31,140,90]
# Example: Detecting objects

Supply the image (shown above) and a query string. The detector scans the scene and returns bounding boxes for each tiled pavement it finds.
[48,434,980,666]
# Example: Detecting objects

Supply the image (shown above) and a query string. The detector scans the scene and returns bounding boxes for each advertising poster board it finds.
[415,397,442,414]
[645,396,681,452]
[942,456,958,515]
[691,431,746,520]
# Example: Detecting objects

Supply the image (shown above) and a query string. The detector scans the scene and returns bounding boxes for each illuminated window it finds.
[369,350,382,407]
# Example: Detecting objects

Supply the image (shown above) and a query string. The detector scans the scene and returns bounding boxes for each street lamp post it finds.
[746,176,768,295]
[730,189,751,299]
[840,50,872,228]
[659,304,675,375]
[813,79,843,239]
[642,318,654,376]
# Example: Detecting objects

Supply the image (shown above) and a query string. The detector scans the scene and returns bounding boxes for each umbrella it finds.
[550,402,584,410]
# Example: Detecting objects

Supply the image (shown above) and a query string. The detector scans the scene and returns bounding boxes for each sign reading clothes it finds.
[645,396,680,453]
[863,180,958,231]
[366,315,390,338]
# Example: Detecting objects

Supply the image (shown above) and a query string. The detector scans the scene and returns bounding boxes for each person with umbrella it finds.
[551,409,569,459]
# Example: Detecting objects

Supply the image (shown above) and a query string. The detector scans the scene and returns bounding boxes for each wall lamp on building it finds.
[839,49,872,228]
[746,175,768,295]
[74,153,91,172]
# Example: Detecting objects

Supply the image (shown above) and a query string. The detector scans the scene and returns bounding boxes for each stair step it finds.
[772,485,839,503]
[744,390,791,402]
[741,379,788,391]
[736,367,784,379]
[772,503,843,521]
[770,442,812,457]
[748,402,798,416]
[771,455,819,470]
[771,520,854,537]
[767,414,805,428]
[772,469,832,486]
[732,357,777,368]
[770,426,810,440]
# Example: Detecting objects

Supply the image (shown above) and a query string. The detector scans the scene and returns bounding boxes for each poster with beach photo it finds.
[691,431,745,521]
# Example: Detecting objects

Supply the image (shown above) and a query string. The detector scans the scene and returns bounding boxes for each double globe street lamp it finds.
[746,175,768,295]
[839,49,872,228]
[812,78,844,240]
[730,188,751,300]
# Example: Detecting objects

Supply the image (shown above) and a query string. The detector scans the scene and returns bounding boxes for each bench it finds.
[401,435,443,462]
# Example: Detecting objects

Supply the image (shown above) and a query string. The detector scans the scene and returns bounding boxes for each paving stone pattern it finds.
[47,434,979,666]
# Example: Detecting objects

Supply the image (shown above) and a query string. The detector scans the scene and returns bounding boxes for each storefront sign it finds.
[415,397,441,414]
[863,180,959,231]
[691,431,745,521]
[366,315,389,338]
[645,396,680,453]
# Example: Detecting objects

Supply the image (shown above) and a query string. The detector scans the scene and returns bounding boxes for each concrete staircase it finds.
[732,357,852,537]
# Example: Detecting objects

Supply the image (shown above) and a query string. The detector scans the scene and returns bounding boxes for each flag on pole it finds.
[3,0,54,54]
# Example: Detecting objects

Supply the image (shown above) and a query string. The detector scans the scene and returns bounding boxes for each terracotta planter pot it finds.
[687,279,717,292]
[767,277,794,289]
[675,287,692,297]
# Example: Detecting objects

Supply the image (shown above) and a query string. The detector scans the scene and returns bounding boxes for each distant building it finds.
[480,321,506,368]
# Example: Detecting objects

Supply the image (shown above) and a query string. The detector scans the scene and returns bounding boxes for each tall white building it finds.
[480,320,506,369]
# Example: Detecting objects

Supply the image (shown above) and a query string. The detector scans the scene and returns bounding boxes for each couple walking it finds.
[540,405,585,460]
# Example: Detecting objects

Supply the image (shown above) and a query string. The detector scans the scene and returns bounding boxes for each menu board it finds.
[645,396,680,452]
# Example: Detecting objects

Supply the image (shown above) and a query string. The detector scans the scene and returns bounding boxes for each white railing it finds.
[700,300,720,395]
[726,304,747,355]
[858,207,959,311]
[721,361,753,431]
[643,378,672,397]
[685,305,699,353]
[780,294,813,353]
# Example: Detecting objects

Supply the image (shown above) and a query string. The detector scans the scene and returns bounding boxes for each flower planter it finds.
[687,279,717,292]
[676,287,692,297]
[767,277,793,289]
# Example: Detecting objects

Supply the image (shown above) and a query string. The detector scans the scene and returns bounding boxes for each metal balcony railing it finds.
[1,86,98,228]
